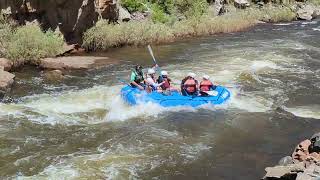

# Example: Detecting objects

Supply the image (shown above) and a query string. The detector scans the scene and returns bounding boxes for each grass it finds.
[0,15,64,64]
[83,5,296,51]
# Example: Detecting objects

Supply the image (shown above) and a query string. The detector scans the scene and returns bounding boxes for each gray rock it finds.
[297,4,318,21]
[214,0,226,16]
[118,5,131,22]
[131,11,149,21]
[263,162,305,179]
[279,156,294,166]
[234,0,250,9]
[296,164,320,180]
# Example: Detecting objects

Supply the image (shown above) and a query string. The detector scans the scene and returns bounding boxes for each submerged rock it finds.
[40,56,117,70]
[43,70,65,82]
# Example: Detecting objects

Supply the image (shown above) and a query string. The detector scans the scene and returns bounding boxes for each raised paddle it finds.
[147,45,161,72]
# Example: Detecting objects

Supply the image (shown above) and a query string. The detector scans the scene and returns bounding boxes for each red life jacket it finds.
[200,80,213,91]
[184,79,196,93]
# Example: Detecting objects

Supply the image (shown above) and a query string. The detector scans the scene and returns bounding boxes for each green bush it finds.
[121,0,148,12]
[5,25,64,64]
[151,3,170,23]
[150,0,175,14]
[174,0,209,18]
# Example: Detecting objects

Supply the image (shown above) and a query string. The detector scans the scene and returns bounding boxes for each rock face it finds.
[0,0,119,44]
[263,132,320,180]
[39,56,117,70]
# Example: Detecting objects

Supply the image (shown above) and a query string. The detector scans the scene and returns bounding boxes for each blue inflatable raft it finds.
[121,85,231,107]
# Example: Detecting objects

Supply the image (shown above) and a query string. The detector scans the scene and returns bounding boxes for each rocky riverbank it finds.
[263,133,320,180]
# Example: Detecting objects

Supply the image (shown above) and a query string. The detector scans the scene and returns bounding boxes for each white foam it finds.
[284,105,320,119]
[250,61,279,72]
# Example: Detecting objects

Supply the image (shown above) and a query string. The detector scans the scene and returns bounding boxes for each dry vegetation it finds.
[83,5,296,51]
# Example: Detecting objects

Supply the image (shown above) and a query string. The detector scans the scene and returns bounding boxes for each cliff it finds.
[0,0,118,44]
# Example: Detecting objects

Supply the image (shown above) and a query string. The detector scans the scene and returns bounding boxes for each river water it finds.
[1,20,320,179]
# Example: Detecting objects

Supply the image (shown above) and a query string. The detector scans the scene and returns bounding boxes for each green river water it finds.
[0,20,320,179]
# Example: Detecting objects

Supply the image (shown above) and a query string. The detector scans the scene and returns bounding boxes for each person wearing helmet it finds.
[130,65,145,90]
[181,72,199,96]
[157,71,171,90]
[146,68,164,92]
[199,75,216,96]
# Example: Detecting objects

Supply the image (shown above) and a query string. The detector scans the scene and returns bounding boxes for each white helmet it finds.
[147,68,155,75]
[203,75,210,80]
[161,71,168,76]
[188,72,196,78]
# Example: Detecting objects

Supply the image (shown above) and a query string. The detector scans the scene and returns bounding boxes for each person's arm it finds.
[130,72,144,90]
[147,77,163,88]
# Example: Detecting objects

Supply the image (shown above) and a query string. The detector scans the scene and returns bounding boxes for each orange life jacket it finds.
[184,79,197,93]
[200,80,213,91]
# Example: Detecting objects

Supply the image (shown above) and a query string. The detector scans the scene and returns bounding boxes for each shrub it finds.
[5,25,64,64]
[121,0,148,12]
[174,0,209,18]
[151,3,170,23]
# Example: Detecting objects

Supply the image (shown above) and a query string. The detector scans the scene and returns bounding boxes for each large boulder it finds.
[0,58,13,71]
[0,69,15,98]
[296,4,319,20]
[263,162,305,179]
[118,5,131,22]
[234,0,250,9]
[39,56,117,70]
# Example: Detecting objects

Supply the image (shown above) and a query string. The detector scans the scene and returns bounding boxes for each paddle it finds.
[200,90,219,96]
[147,45,161,72]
